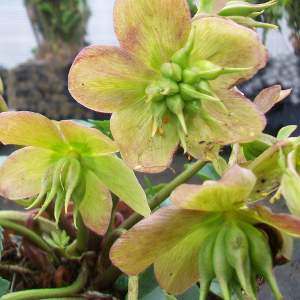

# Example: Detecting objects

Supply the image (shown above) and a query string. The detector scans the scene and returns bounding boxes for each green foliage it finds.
[24,0,90,59]
[44,230,70,249]
[184,162,221,181]
[88,120,114,140]
[0,226,10,297]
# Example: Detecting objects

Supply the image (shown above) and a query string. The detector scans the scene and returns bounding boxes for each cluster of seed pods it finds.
[198,220,282,300]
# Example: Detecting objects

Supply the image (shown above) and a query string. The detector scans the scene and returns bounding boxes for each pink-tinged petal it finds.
[0,147,62,199]
[171,164,256,211]
[190,17,267,89]
[0,112,69,151]
[238,205,300,238]
[58,120,119,155]
[79,167,112,235]
[110,207,223,292]
[241,138,295,203]
[197,0,228,14]
[254,85,292,114]
[114,0,191,71]
[81,154,150,217]
[68,45,160,113]
[111,101,179,173]
[185,89,266,159]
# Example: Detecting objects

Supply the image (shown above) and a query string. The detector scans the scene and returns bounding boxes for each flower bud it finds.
[160,62,182,82]
[218,0,276,17]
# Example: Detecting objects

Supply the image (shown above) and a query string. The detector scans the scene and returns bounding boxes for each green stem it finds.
[1,262,89,300]
[0,219,60,266]
[120,160,207,230]
[0,210,58,235]
[106,193,120,236]
[76,213,89,254]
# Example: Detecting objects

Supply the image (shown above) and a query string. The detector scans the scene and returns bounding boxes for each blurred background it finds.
[0,0,299,131]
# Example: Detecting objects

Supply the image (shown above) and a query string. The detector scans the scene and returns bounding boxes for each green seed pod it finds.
[157,77,179,96]
[213,224,233,300]
[182,66,201,84]
[227,16,279,30]
[26,162,57,210]
[166,94,187,135]
[145,80,165,102]
[170,26,195,69]
[151,100,169,137]
[54,187,65,228]
[198,228,220,300]
[196,79,216,97]
[239,222,283,300]
[193,60,253,80]
[225,222,256,300]
[160,62,182,82]
[179,83,221,102]
[184,99,201,115]
[218,0,276,17]
[64,158,82,213]
[72,176,86,228]
[35,157,70,218]
[199,110,224,125]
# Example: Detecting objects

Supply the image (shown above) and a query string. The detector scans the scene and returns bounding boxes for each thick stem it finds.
[120,160,207,230]
[76,213,89,254]
[0,219,60,266]
[1,261,89,300]
[0,210,58,235]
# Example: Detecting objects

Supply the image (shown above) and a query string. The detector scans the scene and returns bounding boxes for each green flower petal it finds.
[111,101,180,173]
[238,205,300,238]
[185,89,266,158]
[189,17,267,89]
[171,164,256,211]
[0,147,62,199]
[68,45,160,113]
[110,206,222,292]
[114,0,191,71]
[241,138,295,203]
[0,112,69,151]
[79,167,112,235]
[81,154,150,217]
[58,120,119,155]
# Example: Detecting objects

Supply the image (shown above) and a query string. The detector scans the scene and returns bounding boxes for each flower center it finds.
[144,27,251,152]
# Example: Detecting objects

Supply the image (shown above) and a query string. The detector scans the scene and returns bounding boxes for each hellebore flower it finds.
[0,111,150,234]
[68,0,267,173]
[110,165,300,298]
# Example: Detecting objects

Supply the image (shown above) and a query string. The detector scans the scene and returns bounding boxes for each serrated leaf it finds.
[176,284,200,299]
[277,125,297,141]
[51,231,61,245]
[88,119,113,140]
[44,236,60,248]
[210,278,239,299]
[0,277,10,297]
[138,265,159,299]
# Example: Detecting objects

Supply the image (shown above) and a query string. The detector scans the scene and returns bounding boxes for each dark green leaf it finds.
[0,277,10,298]
[88,120,113,140]
[184,162,221,181]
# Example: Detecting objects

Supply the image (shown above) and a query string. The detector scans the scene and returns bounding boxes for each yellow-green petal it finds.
[171,165,256,211]
[185,89,266,159]
[81,154,150,217]
[114,0,191,72]
[189,17,267,89]
[68,45,160,113]
[0,111,69,151]
[0,147,62,199]
[111,101,180,173]
[79,167,112,235]
[110,207,222,289]
[58,120,119,155]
